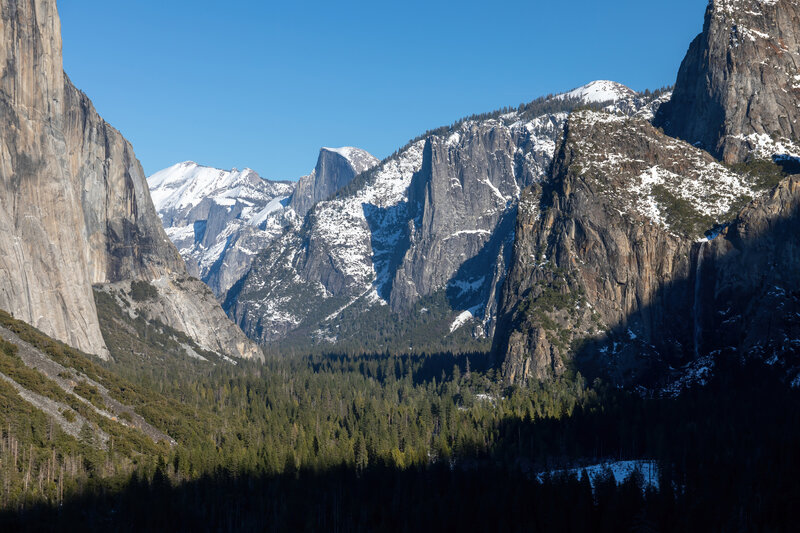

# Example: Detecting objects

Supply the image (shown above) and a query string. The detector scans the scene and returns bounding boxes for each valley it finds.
[2,0,800,530]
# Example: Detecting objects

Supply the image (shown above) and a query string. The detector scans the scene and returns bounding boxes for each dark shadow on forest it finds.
[3,358,799,533]
[0,463,649,533]
[773,154,800,175]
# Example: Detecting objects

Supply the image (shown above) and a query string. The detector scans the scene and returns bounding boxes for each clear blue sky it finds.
[58,1,708,179]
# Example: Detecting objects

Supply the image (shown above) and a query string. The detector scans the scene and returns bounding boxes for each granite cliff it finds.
[656,0,800,163]
[495,111,763,384]
[0,0,259,361]
[288,146,379,217]
[499,0,800,386]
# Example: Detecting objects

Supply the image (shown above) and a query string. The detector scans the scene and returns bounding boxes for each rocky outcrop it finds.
[703,176,800,369]
[655,0,800,163]
[0,0,259,361]
[96,277,262,361]
[289,147,379,217]
[228,87,669,350]
[496,111,764,384]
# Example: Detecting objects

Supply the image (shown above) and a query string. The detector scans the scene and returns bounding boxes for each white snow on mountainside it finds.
[229,80,672,346]
[149,146,379,300]
[312,140,427,290]
[149,162,294,223]
[148,161,297,298]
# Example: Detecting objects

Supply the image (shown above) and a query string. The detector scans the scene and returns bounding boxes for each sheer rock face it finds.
[63,82,185,285]
[496,111,763,385]
[289,147,379,217]
[0,0,259,361]
[655,0,800,163]
[0,0,107,356]
[387,125,532,317]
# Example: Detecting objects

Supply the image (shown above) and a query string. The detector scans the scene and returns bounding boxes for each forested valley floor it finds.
[0,309,798,531]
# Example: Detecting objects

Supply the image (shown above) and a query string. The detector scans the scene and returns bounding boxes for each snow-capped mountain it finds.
[557,80,636,103]
[149,147,379,299]
[149,163,294,228]
[226,82,671,351]
[148,162,296,297]
[558,79,671,121]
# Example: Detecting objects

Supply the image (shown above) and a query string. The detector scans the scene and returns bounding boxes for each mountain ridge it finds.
[494,109,771,385]
[148,146,379,298]
[226,82,671,351]
[497,0,800,386]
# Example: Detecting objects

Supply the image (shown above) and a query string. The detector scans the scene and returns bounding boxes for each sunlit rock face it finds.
[656,0,800,163]
[0,0,260,361]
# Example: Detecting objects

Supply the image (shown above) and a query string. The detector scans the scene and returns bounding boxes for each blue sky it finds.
[58,1,708,179]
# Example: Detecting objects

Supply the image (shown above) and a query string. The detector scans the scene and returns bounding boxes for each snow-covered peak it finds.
[148,161,292,215]
[148,161,298,298]
[557,80,637,104]
[320,146,380,174]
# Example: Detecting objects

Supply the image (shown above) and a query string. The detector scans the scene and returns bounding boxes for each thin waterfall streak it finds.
[694,241,706,358]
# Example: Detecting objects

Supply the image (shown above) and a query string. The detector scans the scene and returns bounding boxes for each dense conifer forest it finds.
[1,307,799,531]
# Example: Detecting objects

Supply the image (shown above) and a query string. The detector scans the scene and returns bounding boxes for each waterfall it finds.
[694,241,706,358]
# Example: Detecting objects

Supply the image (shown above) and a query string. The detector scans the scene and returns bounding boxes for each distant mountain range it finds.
[3,0,799,397]
[148,148,378,298]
